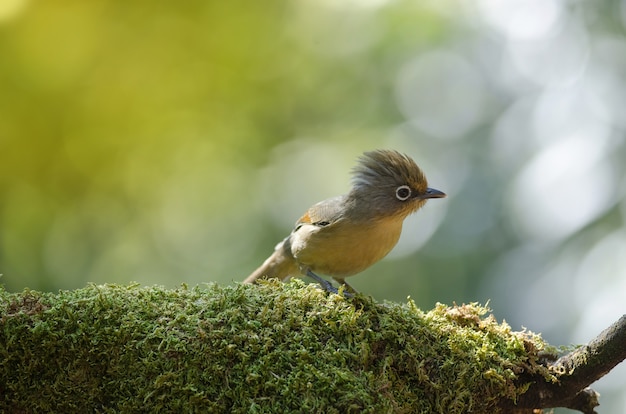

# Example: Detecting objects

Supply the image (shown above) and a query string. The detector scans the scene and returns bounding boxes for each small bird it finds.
[244,149,446,295]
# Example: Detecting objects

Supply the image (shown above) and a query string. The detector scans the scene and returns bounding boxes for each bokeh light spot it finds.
[508,136,616,241]
[395,51,485,139]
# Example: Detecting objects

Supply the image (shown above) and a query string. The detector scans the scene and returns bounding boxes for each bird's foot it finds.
[305,270,353,298]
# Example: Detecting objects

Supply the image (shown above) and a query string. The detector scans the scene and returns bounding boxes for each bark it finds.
[501,315,626,413]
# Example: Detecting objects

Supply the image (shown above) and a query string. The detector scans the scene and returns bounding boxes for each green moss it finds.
[0,280,553,413]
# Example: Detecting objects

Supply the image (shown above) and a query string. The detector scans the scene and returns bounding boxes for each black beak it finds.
[421,187,446,199]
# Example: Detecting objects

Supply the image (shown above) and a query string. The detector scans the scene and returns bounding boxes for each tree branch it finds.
[502,314,626,413]
[0,282,623,413]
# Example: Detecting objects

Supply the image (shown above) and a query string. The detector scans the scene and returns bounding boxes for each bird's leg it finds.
[332,277,359,295]
[305,269,337,293]
[305,269,352,297]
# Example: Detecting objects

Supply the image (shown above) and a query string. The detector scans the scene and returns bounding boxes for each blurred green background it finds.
[1,0,625,411]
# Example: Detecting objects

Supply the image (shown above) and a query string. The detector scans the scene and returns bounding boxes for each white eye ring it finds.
[395,185,411,201]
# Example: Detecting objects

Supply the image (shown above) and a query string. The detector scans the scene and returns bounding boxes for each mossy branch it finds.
[501,314,626,414]
[0,281,622,413]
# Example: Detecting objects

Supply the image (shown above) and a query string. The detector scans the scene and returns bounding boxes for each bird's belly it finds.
[290,219,403,277]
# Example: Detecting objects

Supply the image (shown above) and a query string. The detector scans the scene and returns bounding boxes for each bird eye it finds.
[395,185,411,201]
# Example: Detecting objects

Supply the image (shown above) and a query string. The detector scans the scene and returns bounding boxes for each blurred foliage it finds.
[0,0,449,291]
[0,0,625,410]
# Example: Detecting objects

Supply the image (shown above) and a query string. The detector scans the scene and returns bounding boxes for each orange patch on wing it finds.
[298,211,312,224]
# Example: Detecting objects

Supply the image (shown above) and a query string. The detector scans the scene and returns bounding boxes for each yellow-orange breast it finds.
[289,216,404,277]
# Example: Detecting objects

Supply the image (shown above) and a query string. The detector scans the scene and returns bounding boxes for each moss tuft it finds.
[0,280,552,413]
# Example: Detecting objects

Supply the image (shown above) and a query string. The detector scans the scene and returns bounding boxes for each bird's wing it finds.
[294,195,346,230]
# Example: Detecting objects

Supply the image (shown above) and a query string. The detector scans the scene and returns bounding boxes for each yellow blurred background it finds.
[1,0,625,410]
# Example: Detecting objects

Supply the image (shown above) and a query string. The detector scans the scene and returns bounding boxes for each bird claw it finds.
[305,270,353,298]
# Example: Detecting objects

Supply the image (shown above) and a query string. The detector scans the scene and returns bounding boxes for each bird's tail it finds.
[243,241,299,284]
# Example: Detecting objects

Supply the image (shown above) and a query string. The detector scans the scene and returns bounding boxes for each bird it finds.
[243,149,446,295]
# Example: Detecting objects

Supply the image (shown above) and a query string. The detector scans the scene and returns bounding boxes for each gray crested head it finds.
[347,149,444,218]
[351,150,428,192]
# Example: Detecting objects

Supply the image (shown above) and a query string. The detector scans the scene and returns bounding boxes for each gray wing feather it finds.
[294,195,346,230]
